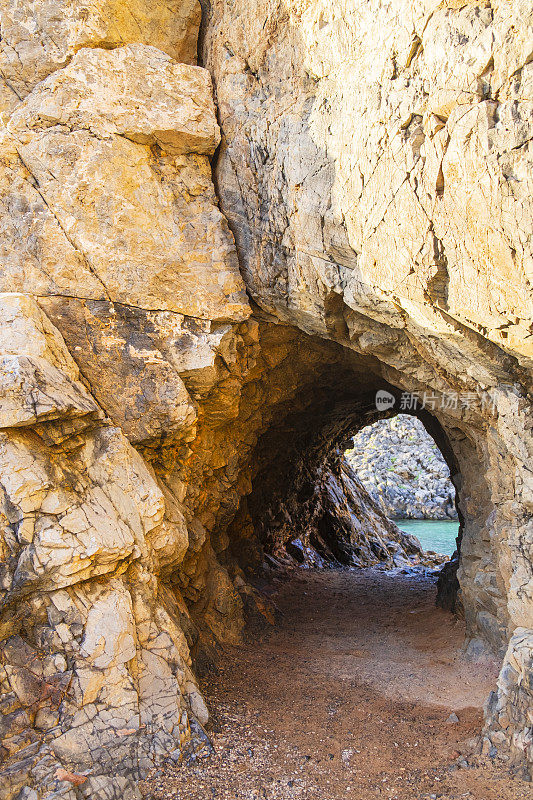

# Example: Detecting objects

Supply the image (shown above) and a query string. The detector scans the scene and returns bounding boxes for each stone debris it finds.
[346,415,458,520]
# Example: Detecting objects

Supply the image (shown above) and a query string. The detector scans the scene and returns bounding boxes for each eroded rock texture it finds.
[0,0,531,796]
[204,0,533,776]
[347,415,458,520]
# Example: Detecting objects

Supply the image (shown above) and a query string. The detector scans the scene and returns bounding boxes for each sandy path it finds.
[142,569,532,800]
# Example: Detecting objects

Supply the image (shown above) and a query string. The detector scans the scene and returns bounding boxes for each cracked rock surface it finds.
[346,415,458,520]
[0,0,531,797]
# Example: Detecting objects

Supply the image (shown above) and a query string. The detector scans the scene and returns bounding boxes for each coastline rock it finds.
[346,415,458,520]
[0,0,531,793]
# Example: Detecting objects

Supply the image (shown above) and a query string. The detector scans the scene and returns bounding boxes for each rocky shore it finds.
[346,416,458,521]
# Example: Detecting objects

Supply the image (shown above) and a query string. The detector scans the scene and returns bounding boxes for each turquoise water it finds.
[395,519,459,556]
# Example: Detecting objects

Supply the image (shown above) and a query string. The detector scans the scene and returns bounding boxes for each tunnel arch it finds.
[0,0,531,791]
[170,320,510,666]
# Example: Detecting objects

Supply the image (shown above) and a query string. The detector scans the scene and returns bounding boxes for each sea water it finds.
[395,519,459,557]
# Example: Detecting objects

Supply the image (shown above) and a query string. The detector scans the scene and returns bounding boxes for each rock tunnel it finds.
[172,319,513,657]
[0,0,531,798]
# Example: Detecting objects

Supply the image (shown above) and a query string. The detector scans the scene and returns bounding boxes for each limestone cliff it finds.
[0,1,531,797]
[347,415,458,520]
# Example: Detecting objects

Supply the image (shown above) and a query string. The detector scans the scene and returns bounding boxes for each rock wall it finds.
[346,415,458,520]
[203,0,533,777]
[0,295,209,800]
[0,0,531,795]
[229,421,434,571]
[0,6,250,796]
[265,453,432,570]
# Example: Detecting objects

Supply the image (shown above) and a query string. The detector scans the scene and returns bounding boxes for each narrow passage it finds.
[143,570,531,800]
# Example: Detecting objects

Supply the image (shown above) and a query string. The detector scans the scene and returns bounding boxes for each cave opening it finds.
[170,319,509,678]
[230,394,471,668]
[166,324,510,795]
[165,324,500,696]
[248,405,463,575]
[219,353,467,623]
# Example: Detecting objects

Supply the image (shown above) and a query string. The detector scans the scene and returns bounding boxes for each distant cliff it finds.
[346,415,458,520]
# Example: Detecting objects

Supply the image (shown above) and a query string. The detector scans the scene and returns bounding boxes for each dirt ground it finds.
[142,568,533,800]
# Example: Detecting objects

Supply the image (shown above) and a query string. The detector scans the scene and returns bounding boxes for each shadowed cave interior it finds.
[0,1,532,795]
[165,321,497,676]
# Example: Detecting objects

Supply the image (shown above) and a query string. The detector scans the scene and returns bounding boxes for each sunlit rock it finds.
[0,0,201,118]
[0,0,532,794]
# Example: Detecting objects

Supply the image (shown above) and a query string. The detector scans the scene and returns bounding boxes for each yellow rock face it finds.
[9,45,221,155]
[0,0,201,117]
[0,0,532,794]
[1,44,250,321]
[208,0,533,365]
